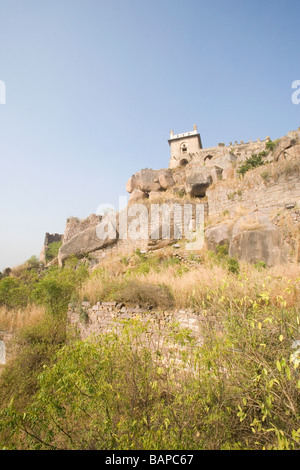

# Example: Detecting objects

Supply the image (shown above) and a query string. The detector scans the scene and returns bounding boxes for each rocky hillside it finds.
[54,128,300,268]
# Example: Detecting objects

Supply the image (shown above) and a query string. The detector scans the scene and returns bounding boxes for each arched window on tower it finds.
[181,142,188,154]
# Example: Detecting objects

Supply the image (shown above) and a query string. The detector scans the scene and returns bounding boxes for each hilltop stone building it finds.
[168,124,203,167]
[168,124,270,170]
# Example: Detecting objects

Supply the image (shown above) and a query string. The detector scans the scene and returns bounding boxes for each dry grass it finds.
[80,247,300,311]
[0,305,45,332]
[140,191,197,207]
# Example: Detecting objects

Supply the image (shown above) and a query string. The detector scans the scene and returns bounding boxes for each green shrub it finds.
[2,305,299,450]
[32,265,88,316]
[254,260,267,270]
[238,153,267,176]
[216,244,229,257]
[45,241,62,263]
[227,257,240,274]
[0,277,31,309]
[265,139,277,151]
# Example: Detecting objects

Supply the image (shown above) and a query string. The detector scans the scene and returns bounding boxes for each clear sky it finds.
[0,0,299,270]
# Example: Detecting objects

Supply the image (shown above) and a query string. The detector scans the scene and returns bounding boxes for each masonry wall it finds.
[91,202,207,262]
[207,163,300,217]
[63,214,102,244]
[169,135,201,159]
[169,138,268,169]
[68,301,221,345]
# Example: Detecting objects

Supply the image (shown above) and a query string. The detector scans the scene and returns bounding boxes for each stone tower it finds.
[168,124,203,168]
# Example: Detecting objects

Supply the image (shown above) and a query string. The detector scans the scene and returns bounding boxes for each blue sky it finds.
[0,0,299,269]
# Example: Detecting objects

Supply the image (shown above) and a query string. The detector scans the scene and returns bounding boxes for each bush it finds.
[0,277,31,309]
[265,139,277,151]
[227,257,240,274]
[238,153,268,176]
[45,241,62,263]
[210,244,240,274]
[2,304,300,450]
[254,260,267,270]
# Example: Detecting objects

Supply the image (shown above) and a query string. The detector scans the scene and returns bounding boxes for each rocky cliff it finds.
[53,128,300,267]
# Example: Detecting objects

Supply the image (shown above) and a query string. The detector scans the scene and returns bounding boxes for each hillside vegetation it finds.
[0,247,299,450]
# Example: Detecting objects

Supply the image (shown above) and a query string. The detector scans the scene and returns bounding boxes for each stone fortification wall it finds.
[59,201,206,265]
[63,214,102,244]
[68,301,221,345]
[169,137,268,169]
[207,160,300,217]
[39,232,64,263]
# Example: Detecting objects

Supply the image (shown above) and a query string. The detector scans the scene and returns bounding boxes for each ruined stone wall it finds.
[40,232,64,263]
[207,163,300,217]
[59,201,207,265]
[68,301,221,345]
[90,201,206,263]
[63,214,102,244]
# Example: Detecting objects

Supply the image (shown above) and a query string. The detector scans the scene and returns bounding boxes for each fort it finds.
[39,124,300,269]
[168,123,269,170]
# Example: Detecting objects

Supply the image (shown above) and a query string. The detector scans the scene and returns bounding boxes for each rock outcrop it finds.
[184,170,213,197]
[205,210,289,266]
[58,215,118,265]
[272,136,296,161]
[50,127,300,267]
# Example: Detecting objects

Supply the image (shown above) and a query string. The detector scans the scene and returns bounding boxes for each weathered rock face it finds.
[279,143,300,161]
[129,189,148,204]
[205,210,289,266]
[184,171,212,197]
[272,136,296,161]
[158,172,175,189]
[58,216,119,265]
[230,229,285,266]
[126,169,169,194]
[205,223,230,251]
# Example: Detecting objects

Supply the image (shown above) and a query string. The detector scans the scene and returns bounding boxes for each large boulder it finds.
[126,176,139,194]
[58,216,118,265]
[229,229,285,266]
[272,136,296,161]
[129,189,148,204]
[184,171,212,197]
[229,211,286,266]
[126,169,166,194]
[205,210,288,266]
[205,223,230,251]
[126,169,175,194]
[159,172,175,189]
[281,143,300,161]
